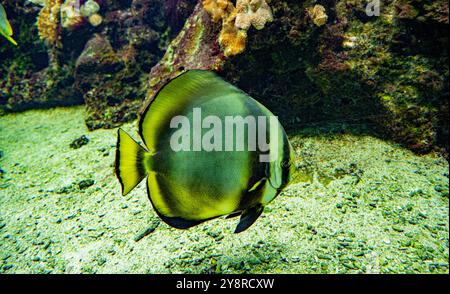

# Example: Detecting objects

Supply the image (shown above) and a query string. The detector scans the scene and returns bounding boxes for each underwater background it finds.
[0,0,448,273]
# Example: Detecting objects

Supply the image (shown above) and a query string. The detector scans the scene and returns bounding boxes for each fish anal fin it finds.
[234,204,264,234]
[145,173,220,230]
[159,214,207,229]
[145,182,206,230]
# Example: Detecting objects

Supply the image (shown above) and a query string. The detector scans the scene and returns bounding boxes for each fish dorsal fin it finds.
[139,70,241,151]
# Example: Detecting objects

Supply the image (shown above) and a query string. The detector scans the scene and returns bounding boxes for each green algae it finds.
[0,106,448,274]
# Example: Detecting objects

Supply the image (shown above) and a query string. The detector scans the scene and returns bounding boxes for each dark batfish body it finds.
[116,70,295,233]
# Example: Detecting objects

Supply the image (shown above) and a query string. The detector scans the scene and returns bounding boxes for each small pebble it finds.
[2,264,13,271]
[78,179,95,190]
[70,135,89,149]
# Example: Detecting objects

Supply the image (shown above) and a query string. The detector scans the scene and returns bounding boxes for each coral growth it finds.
[219,8,247,57]
[220,0,448,155]
[1,0,190,121]
[80,0,100,17]
[395,0,449,24]
[202,0,273,57]
[78,0,190,129]
[39,0,102,34]
[202,0,230,22]
[88,13,103,27]
[235,0,273,30]
[80,0,102,27]
[37,0,63,46]
[60,0,84,30]
[306,4,328,27]
[2,0,448,156]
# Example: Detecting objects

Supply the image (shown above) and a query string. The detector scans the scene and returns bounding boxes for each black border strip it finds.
[0,274,448,292]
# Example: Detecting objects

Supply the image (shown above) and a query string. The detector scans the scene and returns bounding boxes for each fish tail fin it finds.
[115,128,149,196]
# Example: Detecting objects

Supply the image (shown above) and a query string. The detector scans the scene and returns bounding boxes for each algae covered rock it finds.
[74,33,140,130]
[0,0,448,156]
[77,0,196,130]
[224,0,448,154]
[143,1,225,112]
[0,1,82,112]
[144,0,448,155]
[0,0,195,127]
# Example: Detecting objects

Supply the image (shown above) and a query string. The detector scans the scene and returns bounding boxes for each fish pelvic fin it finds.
[234,204,264,234]
[115,128,150,196]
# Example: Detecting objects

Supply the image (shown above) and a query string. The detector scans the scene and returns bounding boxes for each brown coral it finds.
[202,0,272,57]
[202,0,232,22]
[37,0,63,46]
[219,9,247,57]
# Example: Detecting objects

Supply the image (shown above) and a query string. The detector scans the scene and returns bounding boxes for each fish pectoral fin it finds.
[234,204,264,234]
[247,178,267,193]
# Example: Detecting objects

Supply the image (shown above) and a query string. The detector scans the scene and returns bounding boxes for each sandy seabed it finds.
[0,106,448,273]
